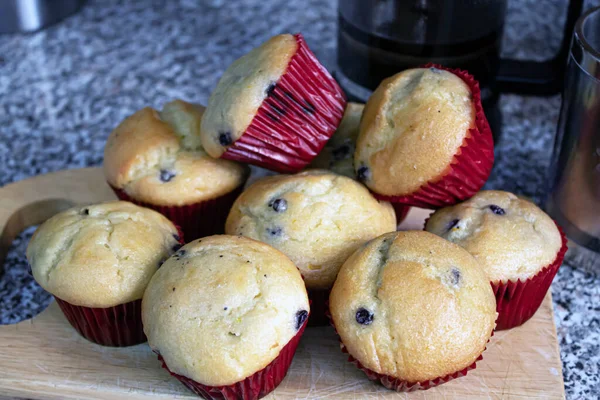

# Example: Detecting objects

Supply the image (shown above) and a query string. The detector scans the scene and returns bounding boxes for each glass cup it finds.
[547,6,600,275]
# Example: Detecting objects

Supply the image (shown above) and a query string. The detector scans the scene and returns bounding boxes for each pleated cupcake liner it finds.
[492,223,568,330]
[374,63,494,209]
[111,185,243,242]
[55,297,145,347]
[157,316,308,400]
[221,33,347,173]
[343,346,482,392]
[391,202,410,225]
[326,306,490,392]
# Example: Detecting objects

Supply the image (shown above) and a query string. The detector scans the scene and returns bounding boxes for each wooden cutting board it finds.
[0,168,565,400]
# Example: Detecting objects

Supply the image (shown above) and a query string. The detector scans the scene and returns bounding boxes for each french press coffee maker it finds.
[336,0,585,140]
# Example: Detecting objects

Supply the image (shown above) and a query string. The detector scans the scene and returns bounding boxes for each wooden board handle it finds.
[0,167,116,271]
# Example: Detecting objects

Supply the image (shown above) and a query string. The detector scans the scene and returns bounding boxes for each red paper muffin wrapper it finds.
[374,63,494,209]
[111,185,243,242]
[342,344,481,392]
[326,308,488,392]
[391,202,411,225]
[157,316,308,400]
[221,33,347,173]
[492,223,567,330]
[55,297,145,347]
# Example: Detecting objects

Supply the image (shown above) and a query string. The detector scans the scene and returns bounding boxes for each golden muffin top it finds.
[104,100,249,206]
[142,235,309,386]
[354,67,475,196]
[225,170,396,289]
[425,190,563,282]
[329,231,496,383]
[27,201,180,307]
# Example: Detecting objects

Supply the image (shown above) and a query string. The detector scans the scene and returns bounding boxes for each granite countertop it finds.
[0,0,599,398]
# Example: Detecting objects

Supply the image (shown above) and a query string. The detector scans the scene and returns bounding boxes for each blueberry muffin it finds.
[142,235,309,399]
[354,66,494,208]
[225,170,396,290]
[425,190,566,329]
[309,103,410,225]
[26,201,181,346]
[200,33,346,173]
[104,99,249,240]
[329,231,496,390]
[310,102,364,178]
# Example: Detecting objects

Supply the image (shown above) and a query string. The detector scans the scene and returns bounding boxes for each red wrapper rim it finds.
[391,202,410,225]
[373,63,494,209]
[325,306,491,391]
[157,316,308,400]
[492,222,567,330]
[220,33,347,173]
[55,297,145,347]
[110,185,243,242]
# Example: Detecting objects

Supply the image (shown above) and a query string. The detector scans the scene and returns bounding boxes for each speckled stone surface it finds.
[0,0,599,398]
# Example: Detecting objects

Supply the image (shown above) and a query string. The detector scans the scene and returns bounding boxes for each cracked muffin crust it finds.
[310,102,364,178]
[425,190,563,283]
[329,231,496,383]
[225,170,397,289]
[104,100,249,206]
[26,201,181,308]
[142,235,309,387]
[354,67,475,197]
